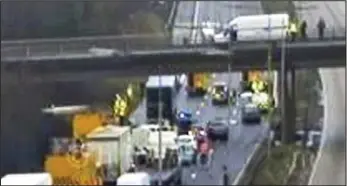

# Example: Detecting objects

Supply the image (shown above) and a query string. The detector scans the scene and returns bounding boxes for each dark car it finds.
[241,104,261,124]
[206,120,229,141]
[211,82,229,105]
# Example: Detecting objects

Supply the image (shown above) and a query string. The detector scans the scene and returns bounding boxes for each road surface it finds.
[172,1,267,185]
[293,1,346,185]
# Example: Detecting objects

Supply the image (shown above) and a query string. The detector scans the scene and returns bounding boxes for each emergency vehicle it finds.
[186,73,210,97]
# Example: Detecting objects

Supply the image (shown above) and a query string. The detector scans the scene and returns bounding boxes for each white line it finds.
[232,142,262,185]
[191,1,200,44]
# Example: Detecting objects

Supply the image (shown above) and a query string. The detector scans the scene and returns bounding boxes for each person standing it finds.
[288,21,298,42]
[300,20,307,39]
[222,165,229,186]
[317,17,326,40]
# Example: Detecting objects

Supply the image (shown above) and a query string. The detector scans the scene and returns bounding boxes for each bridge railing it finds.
[1,34,173,59]
[1,27,345,59]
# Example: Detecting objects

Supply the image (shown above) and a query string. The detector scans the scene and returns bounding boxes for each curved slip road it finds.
[293,1,346,185]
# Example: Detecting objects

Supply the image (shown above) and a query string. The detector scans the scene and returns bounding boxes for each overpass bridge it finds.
[1,38,345,82]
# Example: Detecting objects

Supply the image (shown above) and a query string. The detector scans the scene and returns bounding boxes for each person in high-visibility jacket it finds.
[288,21,298,42]
[251,80,265,93]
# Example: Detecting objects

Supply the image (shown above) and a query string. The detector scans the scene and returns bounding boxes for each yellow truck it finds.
[186,72,210,97]
[73,112,109,139]
[44,139,102,185]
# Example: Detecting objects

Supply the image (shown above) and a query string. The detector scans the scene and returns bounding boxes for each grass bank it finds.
[250,145,315,185]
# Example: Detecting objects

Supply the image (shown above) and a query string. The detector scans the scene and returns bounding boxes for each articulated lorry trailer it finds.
[186,73,210,97]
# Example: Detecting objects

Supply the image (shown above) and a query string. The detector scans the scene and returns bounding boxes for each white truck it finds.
[86,125,133,181]
[1,173,53,185]
[140,124,177,160]
[202,13,289,43]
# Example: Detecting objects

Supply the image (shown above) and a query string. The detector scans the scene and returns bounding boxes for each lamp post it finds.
[157,66,163,186]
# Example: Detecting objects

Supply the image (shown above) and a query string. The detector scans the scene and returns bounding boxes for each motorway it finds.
[135,1,268,185]
[179,2,266,185]
[293,1,346,185]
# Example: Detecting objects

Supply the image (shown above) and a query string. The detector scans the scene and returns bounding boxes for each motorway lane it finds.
[172,1,196,45]
[178,2,267,185]
[293,1,346,185]
[181,72,268,185]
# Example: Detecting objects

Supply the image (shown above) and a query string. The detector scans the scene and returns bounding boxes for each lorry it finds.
[186,72,210,97]
[44,141,102,185]
[41,105,111,139]
[1,173,53,185]
[146,75,178,125]
[86,125,133,184]
[139,124,178,169]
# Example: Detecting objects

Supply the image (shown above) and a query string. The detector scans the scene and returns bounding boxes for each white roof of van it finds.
[146,75,176,88]
[1,173,52,185]
[117,172,150,185]
[86,125,130,139]
[213,81,227,86]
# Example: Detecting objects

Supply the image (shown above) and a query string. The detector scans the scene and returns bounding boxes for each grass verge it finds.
[250,145,315,185]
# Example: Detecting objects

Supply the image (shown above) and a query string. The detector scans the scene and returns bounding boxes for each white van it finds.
[117,172,151,185]
[213,13,289,43]
[1,173,53,185]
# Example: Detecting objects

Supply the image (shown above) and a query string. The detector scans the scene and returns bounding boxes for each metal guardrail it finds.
[1,27,345,59]
[233,138,268,185]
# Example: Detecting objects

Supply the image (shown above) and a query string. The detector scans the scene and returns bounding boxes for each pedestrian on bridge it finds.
[317,17,326,40]
[300,20,307,40]
[288,21,298,42]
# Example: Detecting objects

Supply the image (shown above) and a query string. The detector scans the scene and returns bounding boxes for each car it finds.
[176,110,194,135]
[175,134,196,150]
[241,104,261,124]
[206,119,229,141]
[211,82,229,105]
[175,135,197,166]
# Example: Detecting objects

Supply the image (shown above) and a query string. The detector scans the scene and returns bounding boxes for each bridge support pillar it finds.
[288,67,296,142]
[280,57,298,144]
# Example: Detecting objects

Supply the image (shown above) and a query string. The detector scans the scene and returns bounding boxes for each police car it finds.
[176,110,194,135]
[211,82,229,105]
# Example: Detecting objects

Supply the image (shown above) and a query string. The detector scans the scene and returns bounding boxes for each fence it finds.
[1,27,345,59]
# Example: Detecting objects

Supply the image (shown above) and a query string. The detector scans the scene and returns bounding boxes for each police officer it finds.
[288,21,298,42]
[317,17,326,40]
[300,20,307,39]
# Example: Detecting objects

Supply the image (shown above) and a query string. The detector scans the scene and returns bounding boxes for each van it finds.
[213,13,289,43]
[117,172,151,185]
[1,173,53,185]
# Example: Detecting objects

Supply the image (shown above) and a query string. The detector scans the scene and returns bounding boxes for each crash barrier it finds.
[1,27,344,59]
[232,138,268,185]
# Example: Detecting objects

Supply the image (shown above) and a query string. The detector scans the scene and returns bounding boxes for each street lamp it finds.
[157,66,163,186]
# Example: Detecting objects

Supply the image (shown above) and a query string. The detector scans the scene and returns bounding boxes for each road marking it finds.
[212,73,216,78]
[204,95,209,100]
[196,110,201,115]
[200,102,205,107]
